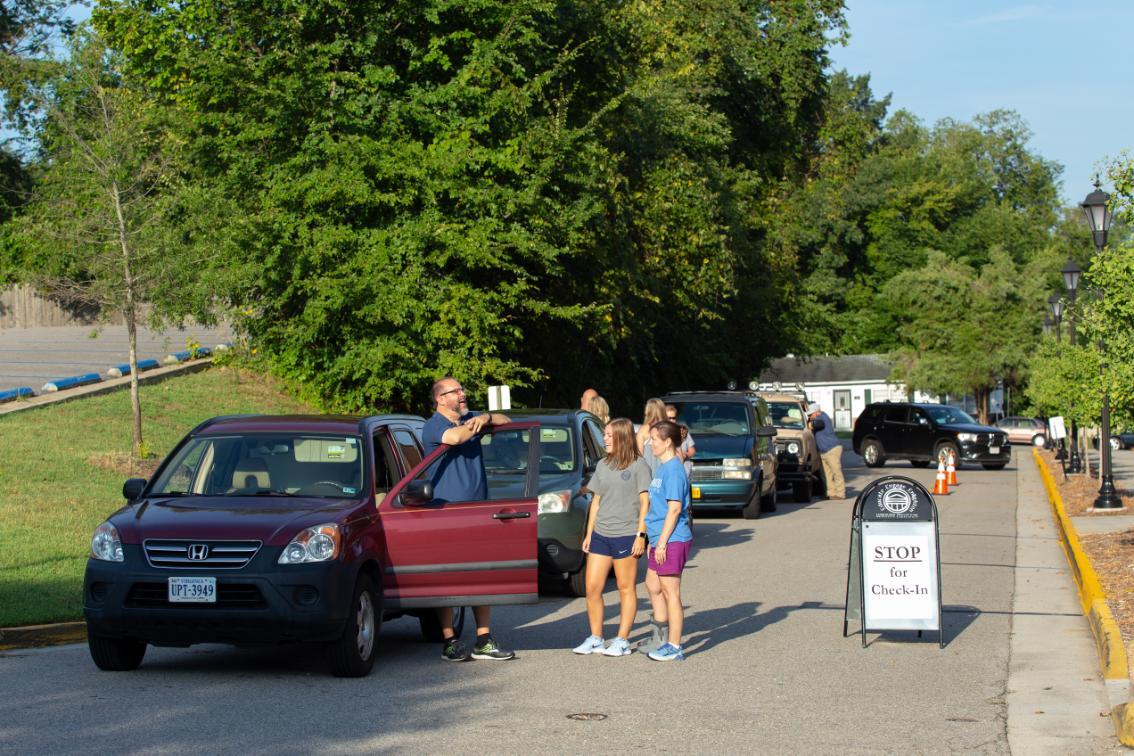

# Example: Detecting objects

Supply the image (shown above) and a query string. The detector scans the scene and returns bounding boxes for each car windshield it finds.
[669,402,749,436]
[767,401,805,430]
[482,426,576,475]
[922,406,977,425]
[149,434,365,498]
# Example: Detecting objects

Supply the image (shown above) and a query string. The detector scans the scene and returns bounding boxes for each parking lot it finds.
[0,324,234,394]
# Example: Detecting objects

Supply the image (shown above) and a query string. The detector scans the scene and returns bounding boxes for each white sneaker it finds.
[572,635,604,654]
[602,637,631,656]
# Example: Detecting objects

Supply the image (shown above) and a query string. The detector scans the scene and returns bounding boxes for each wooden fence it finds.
[0,284,115,328]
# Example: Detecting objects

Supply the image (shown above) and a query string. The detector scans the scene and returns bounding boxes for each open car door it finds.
[378,422,540,609]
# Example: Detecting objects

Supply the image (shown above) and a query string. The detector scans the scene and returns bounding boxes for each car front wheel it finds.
[862,440,886,468]
[1111,436,1123,452]
[792,479,812,502]
[328,574,381,677]
[418,606,466,643]
[88,631,146,671]
[1032,434,1047,447]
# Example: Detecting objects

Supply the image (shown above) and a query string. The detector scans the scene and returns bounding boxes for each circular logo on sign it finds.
[882,487,913,514]
[621,470,632,481]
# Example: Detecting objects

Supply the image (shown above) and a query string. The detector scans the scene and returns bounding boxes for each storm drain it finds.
[566,713,608,721]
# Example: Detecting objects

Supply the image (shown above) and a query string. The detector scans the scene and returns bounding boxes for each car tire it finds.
[792,479,812,503]
[862,440,886,468]
[909,460,931,468]
[813,468,827,498]
[982,463,1007,470]
[935,441,959,468]
[760,482,777,514]
[418,605,466,643]
[566,567,588,597]
[742,485,762,519]
[1111,436,1122,452]
[328,574,382,678]
[87,631,146,671]
[1032,435,1047,447]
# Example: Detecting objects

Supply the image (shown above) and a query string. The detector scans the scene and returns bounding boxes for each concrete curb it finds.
[1032,447,1134,746]
[0,358,214,416]
[0,621,86,651]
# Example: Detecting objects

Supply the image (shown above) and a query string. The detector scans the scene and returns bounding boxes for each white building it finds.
[754,354,935,432]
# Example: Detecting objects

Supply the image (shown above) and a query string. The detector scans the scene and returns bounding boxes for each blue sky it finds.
[827,1,1134,205]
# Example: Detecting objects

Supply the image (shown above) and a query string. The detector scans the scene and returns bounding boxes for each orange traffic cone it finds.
[946,449,958,486]
[932,456,950,495]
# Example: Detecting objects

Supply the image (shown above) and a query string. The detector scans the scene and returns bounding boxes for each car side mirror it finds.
[757,425,777,438]
[123,478,147,500]
[401,479,434,506]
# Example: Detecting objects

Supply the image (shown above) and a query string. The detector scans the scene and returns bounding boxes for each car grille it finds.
[972,433,1008,446]
[690,465,723,482]
[125,582,267,608]
[143,539,262,569]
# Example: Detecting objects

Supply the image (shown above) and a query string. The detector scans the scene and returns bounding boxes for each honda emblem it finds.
[187,544,209,561]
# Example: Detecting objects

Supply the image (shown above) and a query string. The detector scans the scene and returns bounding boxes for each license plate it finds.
[989,446,1000,455]
[691,486,701,499]
[168,576,216,603]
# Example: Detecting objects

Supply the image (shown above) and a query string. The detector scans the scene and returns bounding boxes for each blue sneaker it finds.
[602,637,631,657]
[572,635,604,655]
[647,642,685,662]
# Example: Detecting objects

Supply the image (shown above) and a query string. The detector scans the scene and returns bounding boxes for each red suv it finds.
[83,414,540,676]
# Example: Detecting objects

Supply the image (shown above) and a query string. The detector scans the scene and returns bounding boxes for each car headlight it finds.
[722,470,753,480]
[786,441,801,455]
[721,458,752,468]
[279,523,341,564]
[538,490,571,514]
[957,433,978,443]
[90,521,124,562]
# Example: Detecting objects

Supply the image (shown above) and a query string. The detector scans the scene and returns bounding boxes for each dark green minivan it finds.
[661,392,779,519]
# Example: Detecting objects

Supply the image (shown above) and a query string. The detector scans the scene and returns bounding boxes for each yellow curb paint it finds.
[0,622,86,651]
[1032,448,1134,746]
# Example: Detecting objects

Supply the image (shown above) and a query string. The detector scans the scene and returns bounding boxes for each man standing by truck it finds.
[423,376,515,661]
[808,403,846,500]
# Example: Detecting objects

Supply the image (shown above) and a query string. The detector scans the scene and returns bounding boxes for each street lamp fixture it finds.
[1061,259,1082,300]
[1080,184,1122,510]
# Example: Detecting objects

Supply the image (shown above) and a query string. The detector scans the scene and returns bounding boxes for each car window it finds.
[581,419,605,470]
[671,402,750,436]
[922,405,977,425]
[393,428,423,470]
[413,427,535,504]
[882,406,909,423]
[151,434,365,498]
[768,401,805,429]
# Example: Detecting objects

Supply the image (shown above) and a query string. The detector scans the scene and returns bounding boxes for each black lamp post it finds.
[1081,184,1122,509]
[1061,258,1083,472]
[1045,293,1068,460]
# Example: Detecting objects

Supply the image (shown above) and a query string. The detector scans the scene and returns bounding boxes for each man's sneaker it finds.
[647,642,685,662]
[471,638,516,661]
[441,638,471,662]
[572,635,605,655]
[602,637,631,657]
[638,622,666,654]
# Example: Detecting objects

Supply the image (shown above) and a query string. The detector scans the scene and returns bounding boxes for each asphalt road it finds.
[0,448,1119,754]
[0,324,235,393]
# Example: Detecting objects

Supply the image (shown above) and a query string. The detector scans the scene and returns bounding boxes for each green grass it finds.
[0,367,313,627]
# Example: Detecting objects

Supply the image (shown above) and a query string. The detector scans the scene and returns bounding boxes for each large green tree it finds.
[94,0,847,413]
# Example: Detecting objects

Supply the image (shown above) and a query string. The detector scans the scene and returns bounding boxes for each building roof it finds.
[757,354,894,385]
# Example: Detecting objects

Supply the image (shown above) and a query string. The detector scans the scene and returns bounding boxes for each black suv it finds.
[852,402,1011,470]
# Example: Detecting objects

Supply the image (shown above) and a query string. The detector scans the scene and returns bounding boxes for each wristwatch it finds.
[636,531,647,538]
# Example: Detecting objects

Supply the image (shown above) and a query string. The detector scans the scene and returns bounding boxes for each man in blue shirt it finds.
[808,403,846,500]
[421,376,514,662]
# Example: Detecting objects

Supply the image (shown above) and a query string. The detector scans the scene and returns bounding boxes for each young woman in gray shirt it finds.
[572,418,652,657]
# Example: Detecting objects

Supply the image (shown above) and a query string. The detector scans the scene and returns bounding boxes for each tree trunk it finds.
[113,179,144,458]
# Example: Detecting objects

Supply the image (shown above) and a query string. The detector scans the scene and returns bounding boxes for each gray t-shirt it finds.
[589,457,653,537]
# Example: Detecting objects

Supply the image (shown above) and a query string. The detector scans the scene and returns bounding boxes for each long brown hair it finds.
[603,418,639,470]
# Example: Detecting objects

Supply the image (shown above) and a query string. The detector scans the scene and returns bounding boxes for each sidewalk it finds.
[1008,454,1125,752]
